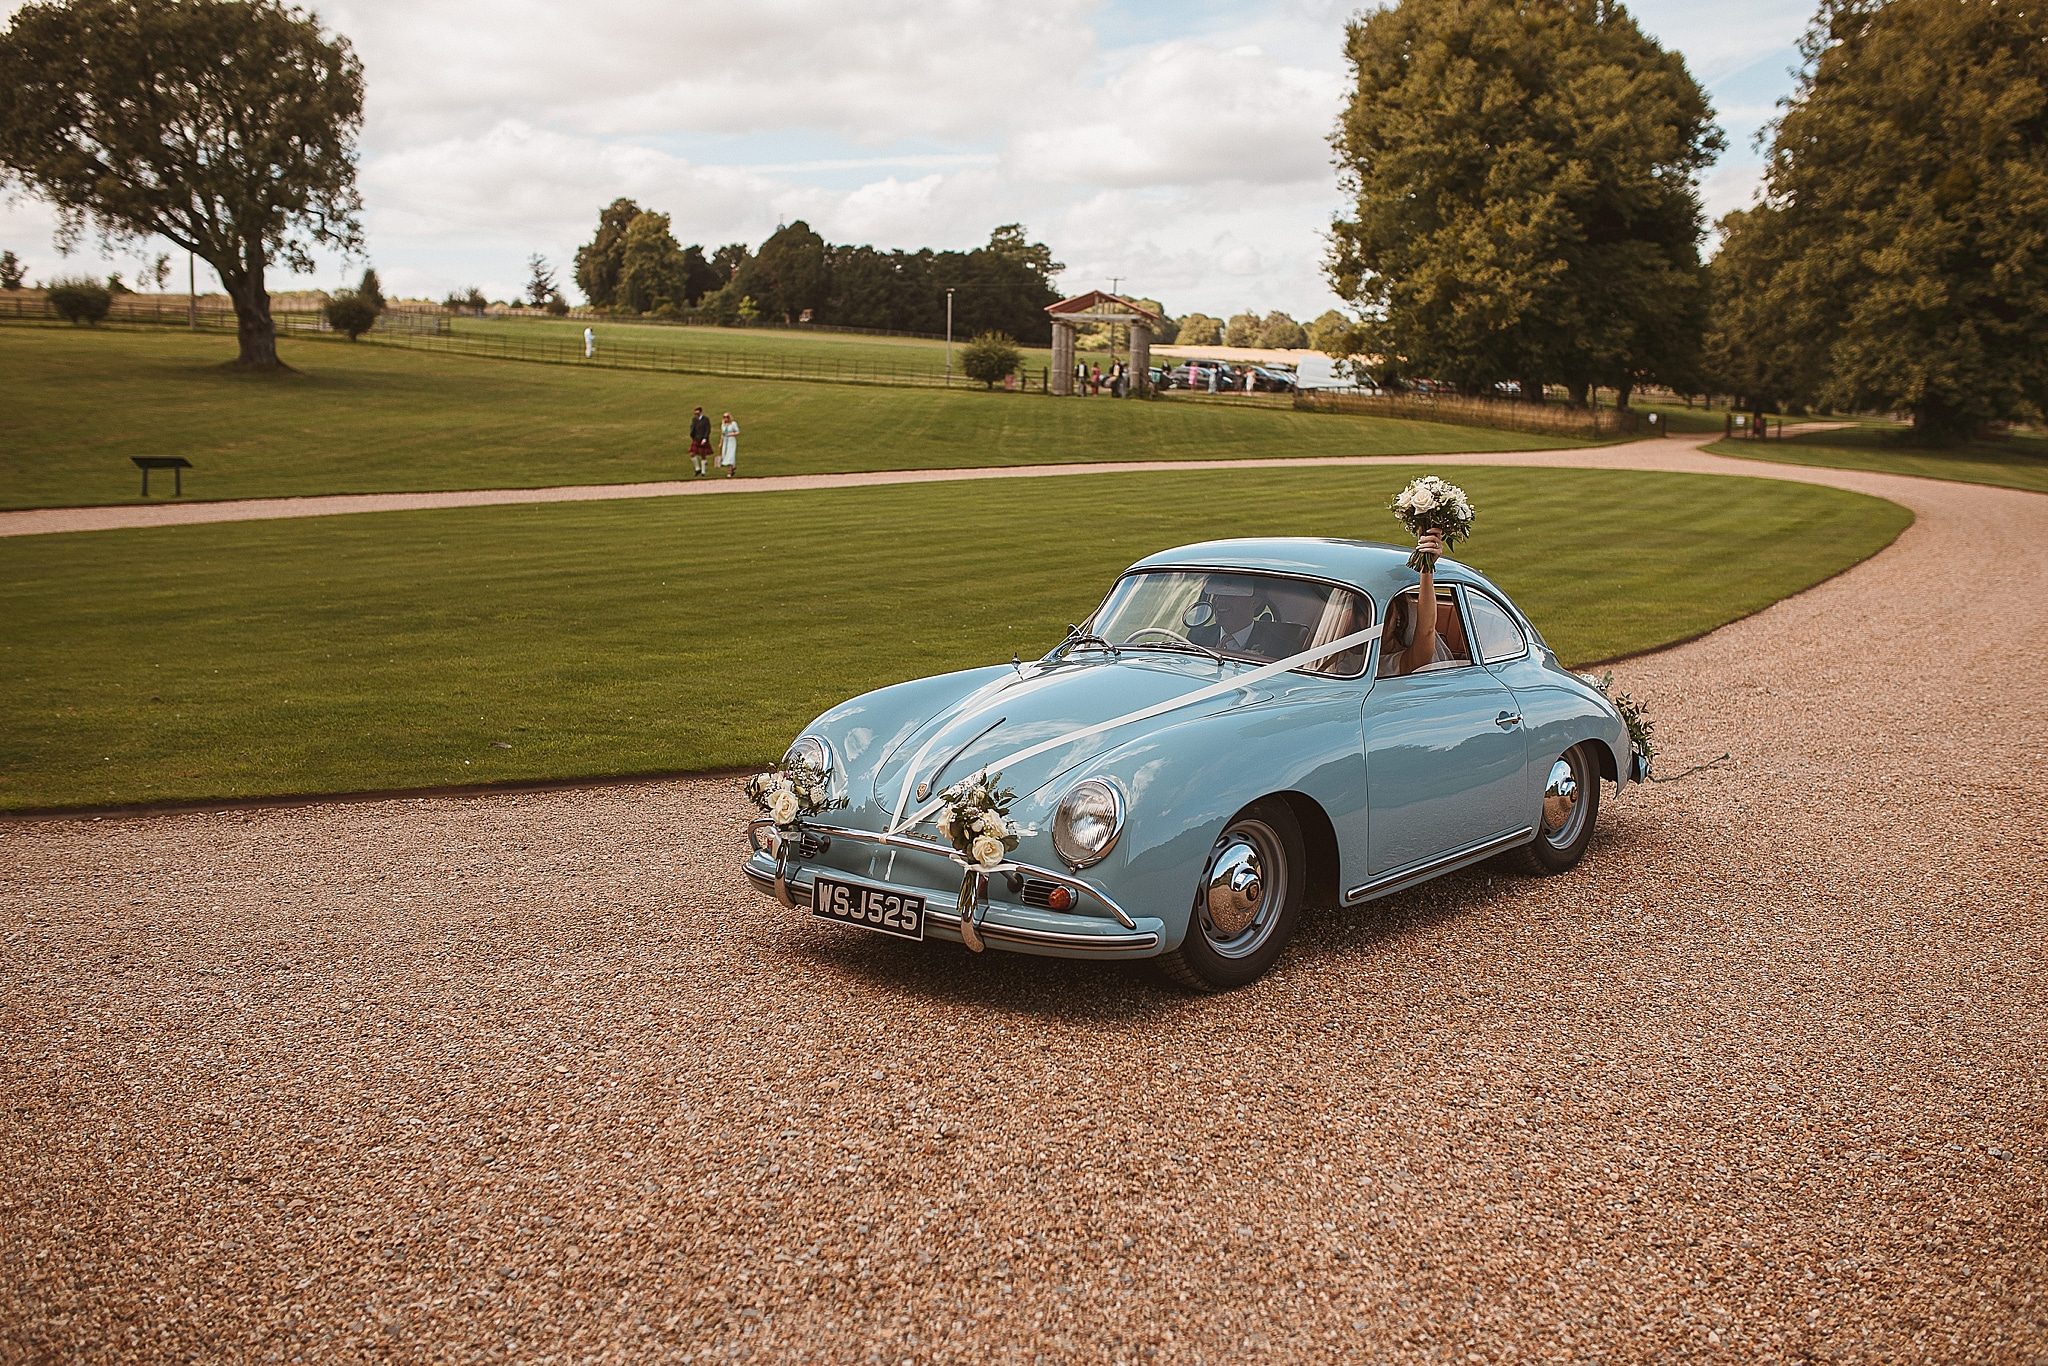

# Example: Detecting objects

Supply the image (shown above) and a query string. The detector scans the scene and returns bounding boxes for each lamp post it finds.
[187,251,196,330]
[945,287,955,386]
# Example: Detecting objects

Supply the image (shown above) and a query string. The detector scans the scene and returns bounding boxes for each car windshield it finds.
[1085,570,1373,676]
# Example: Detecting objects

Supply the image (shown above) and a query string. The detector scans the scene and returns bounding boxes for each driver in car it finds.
[1189,580,1294,659]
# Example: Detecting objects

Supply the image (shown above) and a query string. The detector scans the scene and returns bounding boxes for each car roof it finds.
[1126,536,1495,602]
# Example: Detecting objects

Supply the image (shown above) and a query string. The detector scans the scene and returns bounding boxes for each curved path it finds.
[0,429,1882,537]
[4,444,2044,1362]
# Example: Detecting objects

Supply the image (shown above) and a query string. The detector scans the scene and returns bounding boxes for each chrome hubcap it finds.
[1541,751,1587,849]
[1200,819,1286,958]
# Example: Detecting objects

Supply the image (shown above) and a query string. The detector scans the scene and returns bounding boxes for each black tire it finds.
[1157,800,1306,991]
[1514,742,1600,874]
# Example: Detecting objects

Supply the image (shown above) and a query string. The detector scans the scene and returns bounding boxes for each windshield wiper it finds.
[1116,626,1228,666]
[1045,624,1119,663]
[1131,637,1228,666]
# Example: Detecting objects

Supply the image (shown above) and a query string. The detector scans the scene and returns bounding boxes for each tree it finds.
[710,242,751,282]
[733,220,828,324]
[357,266,384,312]
[616,211,688,313]
[0,250,22,289]
[1330,0,1721,403]
[45,275,110,323]
[1224,312,1261,347]
[443,286,486,313]
[0,0,364,370]
[1176,312,1223,346]
[679,245,721,306]
[105,272,130,294]
[322,289,377,339]
[1737,0,2048,439]
[1306,310,1351,354]
[960,331,1021,390]
[1257,311,1308,349]
[573,198,641,308]
[525,253,558,309]
[144,252,171,291]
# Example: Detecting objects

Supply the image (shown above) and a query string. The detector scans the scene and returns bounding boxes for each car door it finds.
[1361,589,1529,876]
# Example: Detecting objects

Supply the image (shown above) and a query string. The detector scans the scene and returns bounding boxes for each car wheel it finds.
[1158,801,1305,991]
[1515,743,1600,873]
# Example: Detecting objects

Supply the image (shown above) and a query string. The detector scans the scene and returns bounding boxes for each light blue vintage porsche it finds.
[743,537,1645,990]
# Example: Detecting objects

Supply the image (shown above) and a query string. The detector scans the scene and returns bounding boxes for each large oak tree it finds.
[1720,0,2048,439]
[1329,0,1720,404]
[0,0,364,370]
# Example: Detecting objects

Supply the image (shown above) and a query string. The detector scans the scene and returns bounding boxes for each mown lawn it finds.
[0,464,1911,810]
[3,327,1574,509]
[1709,425,2048,494]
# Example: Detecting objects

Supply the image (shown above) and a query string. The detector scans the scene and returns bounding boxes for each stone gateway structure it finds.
[1046,291,1164,396]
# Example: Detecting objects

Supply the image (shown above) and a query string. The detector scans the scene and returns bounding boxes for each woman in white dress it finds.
[719,412,739,477]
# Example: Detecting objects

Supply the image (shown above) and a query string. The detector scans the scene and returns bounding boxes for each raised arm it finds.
[1399,529,1445,674]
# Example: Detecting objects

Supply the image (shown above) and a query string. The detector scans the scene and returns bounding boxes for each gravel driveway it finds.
[3,451,2043,1362]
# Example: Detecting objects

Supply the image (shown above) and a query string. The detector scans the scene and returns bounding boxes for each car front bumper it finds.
[742,819,1167,960]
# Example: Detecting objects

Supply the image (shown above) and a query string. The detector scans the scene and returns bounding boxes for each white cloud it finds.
[1,0,1813,316]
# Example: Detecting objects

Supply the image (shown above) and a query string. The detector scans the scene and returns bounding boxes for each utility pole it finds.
[187,251,196,330]
[945,287,955,386]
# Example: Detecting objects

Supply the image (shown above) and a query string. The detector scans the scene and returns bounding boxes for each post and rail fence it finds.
[1293,387,1644,439]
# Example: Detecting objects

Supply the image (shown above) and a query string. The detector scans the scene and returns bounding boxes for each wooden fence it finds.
[1293,388,1644,438]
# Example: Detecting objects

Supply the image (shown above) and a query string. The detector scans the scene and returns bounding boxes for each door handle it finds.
[1495,711,1522,729]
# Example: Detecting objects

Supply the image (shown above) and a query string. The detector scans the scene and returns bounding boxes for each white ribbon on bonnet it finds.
[887,620,1387,838]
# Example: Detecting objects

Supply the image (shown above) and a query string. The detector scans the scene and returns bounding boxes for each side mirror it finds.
[1182,602,1216,630]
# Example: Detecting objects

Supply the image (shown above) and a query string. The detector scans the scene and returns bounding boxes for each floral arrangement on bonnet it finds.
[743,755,840,828]
[935,771,1022,870]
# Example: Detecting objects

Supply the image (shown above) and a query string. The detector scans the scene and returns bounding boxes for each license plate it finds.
[811,875,925,942]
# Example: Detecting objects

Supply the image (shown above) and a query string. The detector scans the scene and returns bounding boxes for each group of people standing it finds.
[688,405,741,478]
[1073,360,1133,397]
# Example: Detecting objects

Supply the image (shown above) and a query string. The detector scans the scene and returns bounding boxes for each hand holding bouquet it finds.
[1390,476,1476,571]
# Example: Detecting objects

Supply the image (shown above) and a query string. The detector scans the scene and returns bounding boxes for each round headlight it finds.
[1053,779,1124,869]
[784,735,830,774]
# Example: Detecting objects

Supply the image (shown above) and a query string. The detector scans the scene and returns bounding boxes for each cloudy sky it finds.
[0,0,1813,318]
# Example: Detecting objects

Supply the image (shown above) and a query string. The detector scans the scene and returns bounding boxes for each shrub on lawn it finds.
[322,289,380,340]
[46,276,111,324]
[961,331,1021,390]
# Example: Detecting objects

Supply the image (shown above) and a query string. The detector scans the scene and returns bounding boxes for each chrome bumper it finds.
[744,818,1162,957]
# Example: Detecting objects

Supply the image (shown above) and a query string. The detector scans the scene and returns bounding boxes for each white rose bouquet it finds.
[743,754,839,828]
[1390,475,1476,570]
[936,771,1021,871]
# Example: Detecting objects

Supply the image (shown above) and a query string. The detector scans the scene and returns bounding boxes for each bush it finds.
[46,276,111,325]
[544,293,570,316]
[322,289,380,340]
[961,330,1021,390]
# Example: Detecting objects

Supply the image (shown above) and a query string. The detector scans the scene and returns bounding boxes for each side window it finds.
[1465,591,1529,664]
[1377,587,1475,678]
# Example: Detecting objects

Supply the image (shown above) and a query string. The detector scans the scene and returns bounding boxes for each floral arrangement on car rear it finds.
[935,771,1021,870]
[1389,475,1476,570]
[743,754,840,828]
[1581,671,1656,777]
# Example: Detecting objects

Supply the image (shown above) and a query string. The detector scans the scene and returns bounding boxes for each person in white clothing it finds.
[583,326,595,359]
[719,412,740,477]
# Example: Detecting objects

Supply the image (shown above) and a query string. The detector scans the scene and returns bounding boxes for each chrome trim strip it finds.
[749,817,1140,930]
[743,865,1159,952]
[1342,826,1536,905]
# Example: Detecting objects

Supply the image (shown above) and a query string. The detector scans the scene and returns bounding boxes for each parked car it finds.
[1248,366,1297,393]
[743,538,1642,990]
[1165,361,1238,390]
